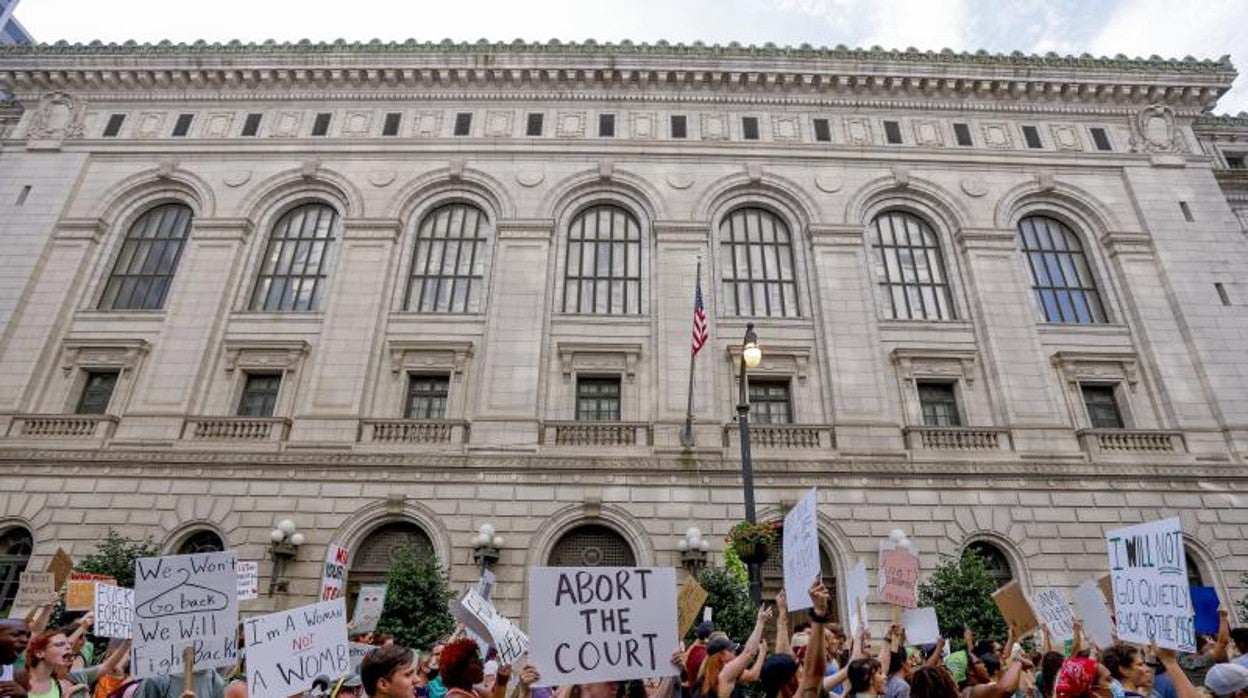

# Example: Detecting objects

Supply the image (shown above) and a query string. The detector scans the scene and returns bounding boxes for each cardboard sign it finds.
[352,584,387,634]
[900,606,940,645]
[846,561,871,632]
[454,588,529,666]
[66,573,116,611]
[1097,575,1114,607]
[237,562,259,601]
[783,488,820,611]
[879,548,919,608]
[47,548,73,590]
[94,584,134,639]
[476,569,496,602]
[676,576,708,637]
[9,571,55,618]
[1032,587,1076,642]
[244,598,350,698]
[131,551,239,678]
[1073,579,1115,649]
[1106,517,1194,652]
[992,581,1039,636]
[527,566,677,686]
[320,545,349,602]
[1190,586,1220,636]
[349,642,373,673]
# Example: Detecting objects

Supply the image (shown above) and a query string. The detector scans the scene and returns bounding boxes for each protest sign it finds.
[992,581,1039,636]
[847,561,871,632]
[93,584,134,639]
[67,573,116,611]
[9,571,55,618]
[1106,517,1195,652]
[1097,575,1114,607]
[1,666,10,682]
[1073,579,1115,649]
[900,607,940,645]
[237,561,258,601]
[702,607,711,623]
[132,551,239,678]
[244,598,350,698]
[676,576,708,638]
[1031,587,1075,642]
[879,548,919,608]
[527,566,677,686]
[349,642,373,673]
[320,545,349,602]
[454,588,530,666]
[783,488,820,611]
[352,584,387,634]
[476,569,497,601]
[47,548,73,590]
[1190,586,1220,636]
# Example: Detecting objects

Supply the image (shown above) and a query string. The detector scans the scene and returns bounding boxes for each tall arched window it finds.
[250,203,340,311]
[1018,216,1107,324]
[548,524,636,567]
[870,211,955,320]
[720,207,800,317]
[347,522,435,614]
[562,205,642,314]
[0,527,33,613]
[98,203,194,310]
[176,530,225,555]
[405,203,492,313]
[965,541,1013,589]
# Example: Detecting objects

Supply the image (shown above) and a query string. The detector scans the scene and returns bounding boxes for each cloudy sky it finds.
[14,0,1248,113]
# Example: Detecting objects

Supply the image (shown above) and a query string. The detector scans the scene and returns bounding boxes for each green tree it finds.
[694,566,754,644]
[76,528,161,588]
[1237,572,1248,623]
[918,549,1008,648]
[375,545,454,650]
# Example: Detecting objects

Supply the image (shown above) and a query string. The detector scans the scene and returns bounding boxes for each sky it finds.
[13,0,1248,114]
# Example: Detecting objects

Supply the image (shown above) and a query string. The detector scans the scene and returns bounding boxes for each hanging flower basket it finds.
[727,520,778,564]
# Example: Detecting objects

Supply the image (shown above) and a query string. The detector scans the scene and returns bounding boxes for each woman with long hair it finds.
[22,631,84,698]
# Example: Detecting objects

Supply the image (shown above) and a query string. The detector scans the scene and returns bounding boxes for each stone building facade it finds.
[0,40,1246,624]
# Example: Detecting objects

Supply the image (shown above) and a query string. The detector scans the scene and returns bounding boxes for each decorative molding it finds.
[700,113,728,141]
[913,119,944,147]
[557,342,643,383]
[387,340,474,379]
[727,343,811,384]
[1051,350,1140,388]
[223,171,251,188]
[556,111,586,138]
[203,112,235,138]
[1130,103,1182,154]
[485,110,514,137]
[342,110,372,136]
[60,338,149,375]
[772,115,801,142]
[630,112,656,139]
[516,171,545,188]
[223,339,309,374]
[25,91,85,147]
[981,122,1014,149]
[412,111,441,137]
[960,177,987,197]
[664,173,693,190]
[1050,124,1082,151]
[844,116,872,145]
[52,218,107,242]
[891,348,979,386]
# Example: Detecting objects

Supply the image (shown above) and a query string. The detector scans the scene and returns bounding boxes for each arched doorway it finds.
[347,521,436,614]
[0,527,32,613]
[547,524,637,567]
[965,541,1014,589]
[761,527,839,623]
[176,530,225,555]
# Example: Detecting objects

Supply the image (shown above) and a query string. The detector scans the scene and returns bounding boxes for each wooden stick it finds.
[182,646,195,696]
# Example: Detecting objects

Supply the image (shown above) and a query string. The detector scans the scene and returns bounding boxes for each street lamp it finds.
[267,518,304,596]
[471,523,504,570]
[736,322,763,606]
[677,526,711,574]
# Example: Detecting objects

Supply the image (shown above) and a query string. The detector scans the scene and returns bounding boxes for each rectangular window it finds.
[311,113,331,137]
[237,374,282,418]
[917,382,961,427]
[1081,384,1124,429]
[103,114,126,138]
[748,380,792,425]
[1215,282,1231,306]
[16,185,31,206]
[1180,201,1194,222]
[576,377,621,421]
[670,115,687,139]
[453,112,472,136]
[526,113,544,136]
[241,113,262,137]
[953,122,973,147]
[405,375,450,420]
[171,114,194,137]
[1090,127,1112,151]
[598,113,616,137]
[1226,154,1246,169]
[76,371,119,415]
[813,118,831,142]
[742,116,760,140]
[883,120,903,144]
[1022,125,1042,149]
[382,113,402,136]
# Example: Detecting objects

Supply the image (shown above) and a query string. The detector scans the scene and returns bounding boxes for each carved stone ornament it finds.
[1050,351,1140,390]
[727,344,811,384]
[485,110,514,137]
[844,117,872,145]
[891,348,978,387]
[913,120,944,147]
[556,111,586,138]
[26,92,87,145]
[1130,104,1181,154]
[700,114,728,141]
[960,177,987,197]
[223,171,252,188]
[665,173,693,190]
[771,115,801,142]
[368,170,396,188]
[388,340,474,380]
[558,342,642,383]
[630,113,656,139]
[1050,124,1082,151]
[60,339,149,376]
[814,172,842,193]
[223,340,310,374]
[517,171,545,187]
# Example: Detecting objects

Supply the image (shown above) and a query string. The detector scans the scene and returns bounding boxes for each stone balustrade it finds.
[723,423,834,450]
[7,414,117,439]
[1077,429,1185,454]
[904,426,1010,451]
[183,417,291,442]
[542,421,652,447]
[358,419,469,445]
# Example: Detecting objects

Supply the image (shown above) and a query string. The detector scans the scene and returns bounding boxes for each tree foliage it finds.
[375,545,455,651]
[1237,572,1248,623]
[694,565,754,644]
[917,549,1008,648]
[76,528,161,588]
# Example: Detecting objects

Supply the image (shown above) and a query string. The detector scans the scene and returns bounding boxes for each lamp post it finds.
[736,323,763,606]
[471,523,504,571]
[267,518,304,596]
[677,526,710,574]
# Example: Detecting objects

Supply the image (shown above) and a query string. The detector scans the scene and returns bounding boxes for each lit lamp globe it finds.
[289,533,305,547]
[743,341,762,369]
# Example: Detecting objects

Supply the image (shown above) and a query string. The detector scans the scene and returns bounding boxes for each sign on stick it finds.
[9,572,55,618]
[454,588,529,666]
[992,581,1039,636]
[846,561,871,632]
[352,584,387,634]
[131,551,239,678]
[67,573,116,611]
[879,548,919,608]
[320,545,349,602]
[1106,517,1194,652]
[244,598,350,698]
[676,576,709,638]
[783,488,820,611]
[900,607,940,645]
[93,584,134,639]
[1031,587,1076,642]
[1073,579,1115,649]
[46,548,73,590]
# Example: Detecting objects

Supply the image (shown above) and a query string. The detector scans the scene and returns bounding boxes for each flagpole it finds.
[680,258,702,448]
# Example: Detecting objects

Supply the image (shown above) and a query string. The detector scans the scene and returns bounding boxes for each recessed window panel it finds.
[719,208,799,317]
[98,203,194,310]
[562,205,642,315]
[1018,216,1107,324]
[405,203,492,313]
[250,203,339,312]
[870,211,955,321]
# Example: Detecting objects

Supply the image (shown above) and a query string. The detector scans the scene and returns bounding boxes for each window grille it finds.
[0,528,33,613]
[76,371,119,415]
[250,203,339,312]
[1018,216,1107,324]
[748,380,792,424]
[99,203,193,310]
[576,377,621,421]
[405,375,450,419]
[918,382,961,427]
[1081,384,1124,429]
[548,525,636,567]
[965,541,1013,589]
[238,374,281,417]
[719,208,800,317]
[177,531,225,555]
[562,205,642,315]
[405,203,491,313]
[870,211,955,321]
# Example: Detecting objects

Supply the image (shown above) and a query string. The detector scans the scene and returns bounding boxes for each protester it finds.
[437,638,485,698]
[361,645,416,698]
[22,631,84,698]
[686,621,717,693]
[701,606,772,698]
[1,619,30,697]
[1205,663,1248,698]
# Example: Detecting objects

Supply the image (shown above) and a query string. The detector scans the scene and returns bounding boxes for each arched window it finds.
[250,203,340,311]
[405,203,492,313]
[965,541,1013,589]
[720,207,800,317]
[347,522,436,618]
[870,211,955,320]
[98,203,194,310]
[176,530,225,555]
[547,524,636,567]
[0,527,33,613]
[562,205,642,314]
[1185,549,1206,588]
[1017,216,1107,324]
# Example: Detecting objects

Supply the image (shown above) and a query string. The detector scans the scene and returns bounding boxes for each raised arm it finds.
[798,580,830,698]
[1155,646,1200,698]
[720,606,773,685]
[924,637,946,669]
[967,651,1028,698]
[1070,620,1083,658]
[1041,626,1053,655]
[1212,608,1230,662]
[741,640,767,684]
[99,640,132,676]
[775,590,792,657]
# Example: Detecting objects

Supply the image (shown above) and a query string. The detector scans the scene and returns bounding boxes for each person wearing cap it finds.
[701,606,773,698]
[332,675,362,698]
[1206,663,1248,698]
[686,621,717,693]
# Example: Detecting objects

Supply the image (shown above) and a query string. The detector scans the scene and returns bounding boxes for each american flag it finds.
[691,280,709,355]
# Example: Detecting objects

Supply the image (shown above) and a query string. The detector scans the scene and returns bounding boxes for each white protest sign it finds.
[847,561,871,633]
[349,643,373,673]
[900,607,940,645]
[1032,587,1076,642]
[782,488,820,611]
[1,665,11,682]
[244,598,350,698]
[237,562,259,602]
[1073,579,1115,649]
[320,545,350,602]
[527,567,677,686]
[9,572,55,618]
[476,569,497,601]
[453,588,529,666]
[1107,517,1194,652]
[352,584,387,634]
[132,551,239,678]
[93,584,134,639]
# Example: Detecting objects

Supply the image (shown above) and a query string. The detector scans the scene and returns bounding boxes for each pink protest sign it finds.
[879,548,919,608]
